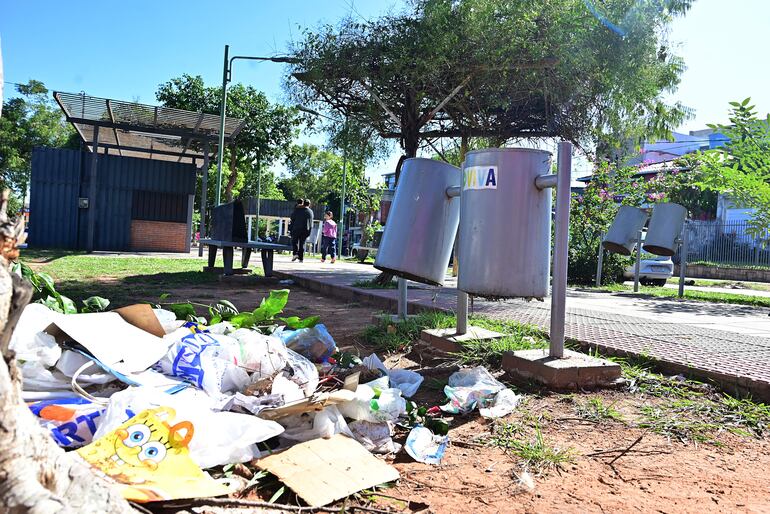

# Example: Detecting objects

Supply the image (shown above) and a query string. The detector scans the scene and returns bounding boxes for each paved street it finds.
[272,254,770,399]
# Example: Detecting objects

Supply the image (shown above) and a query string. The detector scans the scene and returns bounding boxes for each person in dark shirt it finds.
[289,198,313,262]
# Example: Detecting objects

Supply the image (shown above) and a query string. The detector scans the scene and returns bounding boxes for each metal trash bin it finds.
[643,202,687,256]
[457,148,552,298]
[374,158,462,285]
[602,206,648,255]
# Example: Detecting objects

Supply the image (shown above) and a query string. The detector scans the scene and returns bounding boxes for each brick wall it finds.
[130,220,188,252]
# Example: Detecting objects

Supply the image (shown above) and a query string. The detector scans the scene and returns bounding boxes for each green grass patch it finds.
[690,261,770,271]
[573,397,624,423]
[484,422,574,473]
[352,278,398,289]
[18,250,263,307]
[666,277,770,292]
[586,283,770,308]
[361,312,547,361]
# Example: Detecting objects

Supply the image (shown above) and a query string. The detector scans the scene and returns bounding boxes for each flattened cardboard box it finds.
[256,434,400,507]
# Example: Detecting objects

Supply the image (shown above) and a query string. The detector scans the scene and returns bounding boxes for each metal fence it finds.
[682,220,770,267]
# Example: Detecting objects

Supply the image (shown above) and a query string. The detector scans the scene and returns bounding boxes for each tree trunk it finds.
[0,199,134,513]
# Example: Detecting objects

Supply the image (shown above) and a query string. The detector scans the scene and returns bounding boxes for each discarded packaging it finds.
[278,405,354,443]
[441,366,519,418]
[77,407,237,502]
[404,425,449,465]
[362,353,423,398]
[279,324,336,363]
[337,384,406,423]
[349,420,401,454]
[30,397,105,448]
[256,433,400,507]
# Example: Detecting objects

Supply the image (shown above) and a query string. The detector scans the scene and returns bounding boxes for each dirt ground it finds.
[91,277,770,513]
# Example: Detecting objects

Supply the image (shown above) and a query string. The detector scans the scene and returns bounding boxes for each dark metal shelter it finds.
[29,92,245,252]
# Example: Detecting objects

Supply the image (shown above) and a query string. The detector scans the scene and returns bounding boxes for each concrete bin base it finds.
[502,349,622,390]
[421,326,505,354]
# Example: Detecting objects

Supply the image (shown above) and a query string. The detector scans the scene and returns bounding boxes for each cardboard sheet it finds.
[256,434,400,507]
[45,310,169,373]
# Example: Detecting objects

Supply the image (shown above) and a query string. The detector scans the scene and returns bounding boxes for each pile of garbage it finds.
[11,288,521,506]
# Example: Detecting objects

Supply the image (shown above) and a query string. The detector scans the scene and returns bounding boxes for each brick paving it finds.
[272,256,770,400]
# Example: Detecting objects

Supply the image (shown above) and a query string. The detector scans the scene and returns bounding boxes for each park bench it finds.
[201,201,291,276]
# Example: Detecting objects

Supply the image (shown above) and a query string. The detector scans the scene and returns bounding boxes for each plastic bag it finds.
[362,353,423,398]
[230,329,288,379]
[349,420,401,454]
[153,308,184,334]
[94,386,284,469]
[405,425,448,465]
[278,405,353,443]
[9,303,58,362]
[29,397,105,448]
[56,351,116,384]
[156,329,249,397]
[440,366,506,415]
[337,385,406,423]
[279,324,336,363]
[479,388,522,419]
[284,348,319,397]
[271,374,304,403]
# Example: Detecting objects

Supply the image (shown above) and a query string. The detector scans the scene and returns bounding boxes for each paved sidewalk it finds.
[273,255,770,400]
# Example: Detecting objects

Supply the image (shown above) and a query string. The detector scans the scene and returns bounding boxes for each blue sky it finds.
[2,0,769,179]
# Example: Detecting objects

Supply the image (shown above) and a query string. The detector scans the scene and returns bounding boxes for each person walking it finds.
[320,211,338,263]
[289,198,313,262]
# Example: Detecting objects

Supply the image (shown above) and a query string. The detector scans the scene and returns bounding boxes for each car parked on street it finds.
[623,254,674,286]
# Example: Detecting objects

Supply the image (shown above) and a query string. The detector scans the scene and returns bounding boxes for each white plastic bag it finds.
[94,386,284,469]
[230,328,288,379]
[362,353,423,398]
[284,348,319,397]
[153,308,184,334]
[349,420,401,454]
[440,366,506,415]
[405,425,448,465]
[29,397,105,448]
[338,385,406,423]
[278,405,353,443]
[479,388,522,419]
[9,303,58,362]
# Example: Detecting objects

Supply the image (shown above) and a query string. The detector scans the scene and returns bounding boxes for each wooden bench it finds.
[199,239,291,276]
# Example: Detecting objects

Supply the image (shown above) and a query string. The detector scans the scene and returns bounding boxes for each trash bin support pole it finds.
[678,222,688,298]
[397,277,408,320]
[595,235,604,288]
[457,290,469,335]
[633,230,642,292]
[548,141,572,359]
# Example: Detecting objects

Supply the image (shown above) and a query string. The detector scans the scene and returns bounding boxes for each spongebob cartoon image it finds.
[77,407,234,502]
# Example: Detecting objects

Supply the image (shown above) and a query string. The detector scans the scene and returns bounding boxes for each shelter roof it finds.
[54,91,246,164]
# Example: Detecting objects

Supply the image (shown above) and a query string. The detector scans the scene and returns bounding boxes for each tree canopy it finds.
[0,80,78,212]
[156,74,299,201]
[286,0,692,172]
[692,98,770,235]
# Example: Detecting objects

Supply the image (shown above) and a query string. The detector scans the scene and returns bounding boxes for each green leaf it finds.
[279,315,320,329]
[230,312,256,329]
[253,289,289,323]
[39,295,63,313]
[426,418,450,436]
[82,296,110,313]
[59,295,77,314]
[213,299,239,320]
[37,272,57,295]
[209,314,222,325]
[167,302,196,320]
[159,293,171,301]
[742,97,751,106]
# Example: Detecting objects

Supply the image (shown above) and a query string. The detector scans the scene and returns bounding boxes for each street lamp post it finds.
[215,45,299,206]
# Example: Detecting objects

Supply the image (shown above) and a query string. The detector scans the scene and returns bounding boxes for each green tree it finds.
[0,80,78,212]
[286,0,692,182]
[691,98,770,235]
[155,74,299,204]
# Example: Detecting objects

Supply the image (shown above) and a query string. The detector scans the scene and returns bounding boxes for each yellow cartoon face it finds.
[78,407,194,477]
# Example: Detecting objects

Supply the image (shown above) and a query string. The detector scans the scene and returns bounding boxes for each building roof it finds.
[54,92,246,164]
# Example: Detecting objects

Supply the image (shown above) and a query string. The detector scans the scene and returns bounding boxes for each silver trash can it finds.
[374,158,462,286]
[457,148,552,298]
